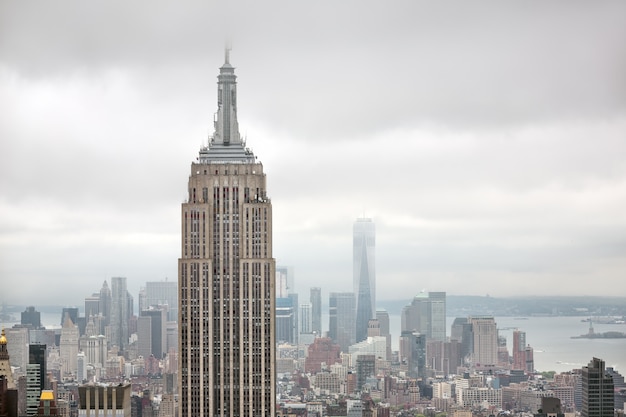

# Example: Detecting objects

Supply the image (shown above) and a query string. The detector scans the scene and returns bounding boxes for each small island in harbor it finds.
[571,319,626,339]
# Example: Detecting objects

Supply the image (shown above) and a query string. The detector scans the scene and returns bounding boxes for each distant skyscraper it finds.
[59,315,79,377]
[84,294,100,319]
[288,293,299,345]
[512,330,526,370]
[178,50,275,417]
[145,280,178,322]
[310,287,322,336]
[6,327,28,374]
[79,318,106,371]
[76,352,87,383]
[21,307,41,329]
[399,331,426,379]
[276,266,294,295]
[469,316,498,368]
[401,291,446,341]
[353,218,375,343]
[376,309,391,360]
[300,303,312,335]
[110,277,130,351]
[275,298,296,344]
[99,280,112,328]
[140,308,166,359]
[581,357,614,417]
[329,292,356,352]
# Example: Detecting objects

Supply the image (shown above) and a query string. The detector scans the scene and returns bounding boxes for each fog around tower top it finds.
[0,1,625,304]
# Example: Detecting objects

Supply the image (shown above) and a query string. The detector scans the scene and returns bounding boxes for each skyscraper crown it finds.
[198,48,256,163]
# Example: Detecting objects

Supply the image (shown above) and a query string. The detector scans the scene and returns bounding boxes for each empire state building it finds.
[178,50,276,417]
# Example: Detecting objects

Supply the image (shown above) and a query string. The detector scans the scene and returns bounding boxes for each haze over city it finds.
[1,1,625,306]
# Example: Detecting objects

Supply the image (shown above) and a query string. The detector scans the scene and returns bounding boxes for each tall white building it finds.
[353,218,375,344]
[60,315,79,376]
[178,50,275,417]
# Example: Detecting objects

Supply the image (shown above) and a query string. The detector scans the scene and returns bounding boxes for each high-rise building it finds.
[329,292,356,352]
[512,330,526,370]
[468,316,498,369]
[26,364,41,416]
[353,218,375,343]
[399,331,426,379]
[139,309,166,359]
[275,298,295,344]
[59,316,79,377]
[0,329,16,389]
[21,307,41,329]
[76,353,87,383]
[84,295,100,320]
[375,310,391,361]
[355,354,376,391]
[99,281,112,328]
[79,317,107,371]
[401,291,446,341]
[110,277,130,351]
[6,327,28,375]
[178,50,275,417]
[28,345,46,393]
[145,281,178,322]
[300,303,312,335]
[581,357,614,417]
[310,287,322,336]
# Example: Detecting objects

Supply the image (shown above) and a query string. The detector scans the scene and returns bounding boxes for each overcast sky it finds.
[1,1,625,309]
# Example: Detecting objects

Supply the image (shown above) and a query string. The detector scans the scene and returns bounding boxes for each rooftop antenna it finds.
[225,40,232,65]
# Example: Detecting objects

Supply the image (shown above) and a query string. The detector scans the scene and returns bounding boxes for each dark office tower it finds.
[353,218,375,344]
[28,345,46,392]
[581,357,614,417]
[59,308,78,328]
[21,307,41,329]
[178,50,275,417]
[310,287,322,336]
[140,309,166,359]
[328,292,355,352]
[110,277,130,351]
[99,280,112,327]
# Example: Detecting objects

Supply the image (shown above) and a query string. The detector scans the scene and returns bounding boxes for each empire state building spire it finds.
[214,46,240,145]
[199,49,255,163]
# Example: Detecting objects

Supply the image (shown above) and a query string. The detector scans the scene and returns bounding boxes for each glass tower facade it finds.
[353,218,375,344]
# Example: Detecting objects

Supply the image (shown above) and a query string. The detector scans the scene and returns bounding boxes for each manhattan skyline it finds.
[1,1,625,306]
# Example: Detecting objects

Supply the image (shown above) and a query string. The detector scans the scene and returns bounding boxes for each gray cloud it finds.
[0,1,625,306]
